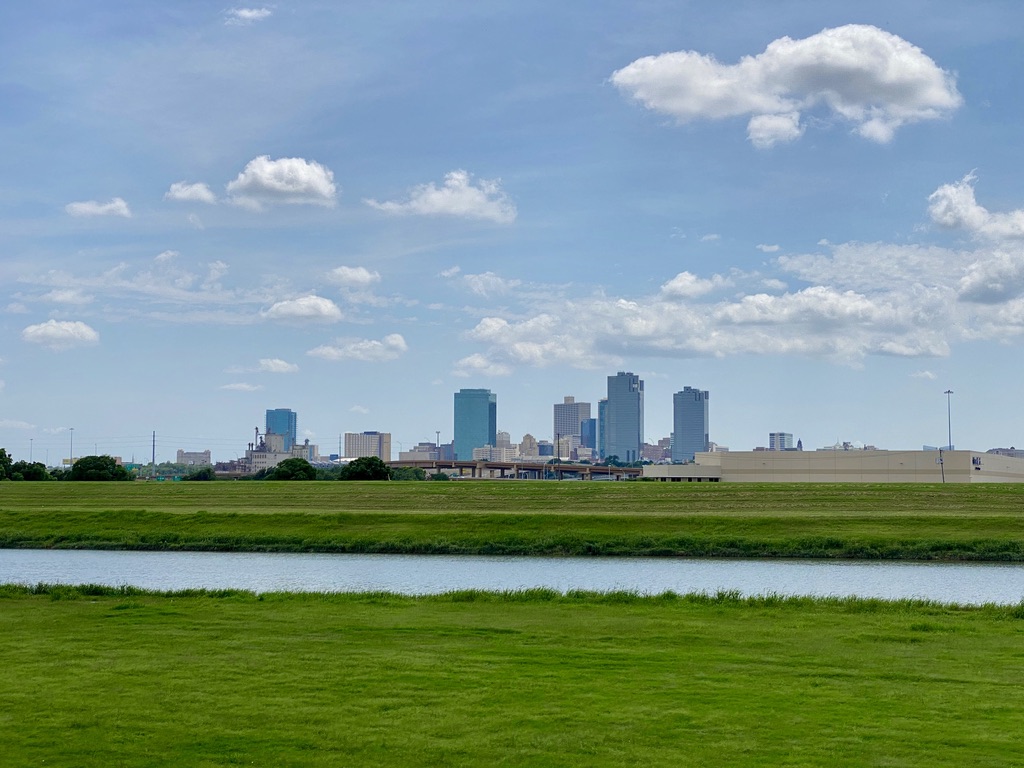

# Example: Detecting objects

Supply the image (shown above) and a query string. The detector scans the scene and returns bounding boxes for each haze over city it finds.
[3,1,1024,464]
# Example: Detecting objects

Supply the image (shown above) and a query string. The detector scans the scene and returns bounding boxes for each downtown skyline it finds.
[3,2,1024,463]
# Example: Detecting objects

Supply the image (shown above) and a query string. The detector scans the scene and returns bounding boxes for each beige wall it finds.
[643,450,1024,483]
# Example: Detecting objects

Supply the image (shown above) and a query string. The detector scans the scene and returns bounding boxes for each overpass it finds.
[389,459,642,480]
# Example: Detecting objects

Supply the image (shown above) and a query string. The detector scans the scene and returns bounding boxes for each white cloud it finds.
[328,266,381,288]
[165,181,217,204]
[225,7,272,25]
[307,333,408,362]
[21,320,100,351]
[39,289,93,305]
[928,173,1024,240]
[0,419,36,430]
[257,358,299,374]
[462,272,522,297]
[611,24,961,147]
[911,370,937,380]
[65,197,131,218]
[957,250,1024,304]
[701,234,720,242]
[440,266,462,278]
[227,156,337,209]
[660,271,731,299]
[5,303,29,314]
[350,405,370,415]
[757,244,781,253]
[220,382,263,392]
[453,353,513,378]
[263,295,343,322]
[366,170,517,224]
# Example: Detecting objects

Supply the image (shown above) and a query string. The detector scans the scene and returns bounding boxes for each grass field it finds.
[1,585,1022,767]
[3,481,1024,559]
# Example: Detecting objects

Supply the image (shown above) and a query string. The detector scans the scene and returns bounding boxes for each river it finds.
[2,549,1024,604]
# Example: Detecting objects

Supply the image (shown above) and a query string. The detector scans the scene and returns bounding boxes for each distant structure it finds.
[987,447,1024,459]
[345,431,392,461]
[519,433,539,458]
[597,398,608,459]
[399,441,440,461]
[769,432,794,451]
[265,408,298,452]
[453,388,497,460]
[605,372,644,463]
[553,396,591,459]
[176,449,211,466]
[672,387,709,463]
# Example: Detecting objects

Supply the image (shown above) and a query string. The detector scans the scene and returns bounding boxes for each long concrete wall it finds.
[643,450,1024,483]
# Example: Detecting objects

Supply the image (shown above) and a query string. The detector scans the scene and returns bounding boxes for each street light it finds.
[69,427,74,469]
[944,390,954,451]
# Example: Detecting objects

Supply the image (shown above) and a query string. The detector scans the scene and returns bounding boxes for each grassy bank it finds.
[2,586,1022,766]
[3,481,1024,559]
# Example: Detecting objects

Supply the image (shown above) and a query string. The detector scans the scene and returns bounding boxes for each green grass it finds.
[4,480,1024,558]
[1,585,1022,766]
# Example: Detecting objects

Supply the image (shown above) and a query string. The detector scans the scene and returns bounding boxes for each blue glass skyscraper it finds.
[605,372,643,463]
[672,387,709,462]
[453,389,496,460]
[265,408,297,452]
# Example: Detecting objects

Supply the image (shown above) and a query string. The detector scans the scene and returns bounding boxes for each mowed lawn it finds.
[1,587,1022,767]
[3,481,1024,558]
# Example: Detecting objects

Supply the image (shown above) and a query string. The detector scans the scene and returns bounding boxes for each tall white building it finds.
[345,431,392,461]
[769,432,794,451]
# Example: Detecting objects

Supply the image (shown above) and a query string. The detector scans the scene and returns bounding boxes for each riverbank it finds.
[2,585,1021,766]
[3,481,1024,559]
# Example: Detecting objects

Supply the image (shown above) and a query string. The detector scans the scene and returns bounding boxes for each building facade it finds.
[176,449,212,466]
[344,431,392,461]
[453,388,497,460]
[672,387,709,463]
[553,396,591,447]
[769,432,795,451]
[605,372,644,463]
[265,408,298,452]
[597,398,607,459]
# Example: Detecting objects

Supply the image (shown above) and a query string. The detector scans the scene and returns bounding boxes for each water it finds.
[2,549,1024,604]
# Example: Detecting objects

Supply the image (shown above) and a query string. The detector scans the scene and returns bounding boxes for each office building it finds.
[453,388,497,460]
[265,408,298,452]
[605,372,644,463]
[345,431,392,461]
[581,418,597,450]
[553,396,591,446]
[176,449,212,466]
[769,432,794,451]
[672,387,709,463]
[597,398,607,459]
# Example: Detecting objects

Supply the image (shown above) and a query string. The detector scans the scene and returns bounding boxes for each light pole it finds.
[69,427,74,469]
[944,390,954,450]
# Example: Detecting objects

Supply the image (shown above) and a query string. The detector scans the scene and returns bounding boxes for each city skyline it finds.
[3,3,1024,461]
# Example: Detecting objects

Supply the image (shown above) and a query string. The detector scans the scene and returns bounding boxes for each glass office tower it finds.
[265,408,297,452]
[672,387,709,463]
[453,389,497,460]
[605,372,644,463]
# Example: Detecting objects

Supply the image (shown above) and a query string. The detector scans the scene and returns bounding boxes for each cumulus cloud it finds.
[165,182,217,204]
[307,333,408,362]
[611,24,962,147]
[911,370,937,380]
[227,156,337,209]
[701,234,720,242]
[757,244,781,253]
[462,272,522,297]
[263,295,343,322]
[453,353,513,378]
[661,271,731,299]
[328,266,381,288]
[257,358,299,374]
[225,7,271,25]
[220,382,263,392]
[366,170,516,223]
[39,289,93,305]
[0,419,37,430]
[928,173,1024,240]
[957,251,1024,304]
[350,405,370,415]
[21,320,100,350]
[65,198,131,218]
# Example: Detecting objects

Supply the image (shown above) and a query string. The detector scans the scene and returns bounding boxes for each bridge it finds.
[388,459,642,480]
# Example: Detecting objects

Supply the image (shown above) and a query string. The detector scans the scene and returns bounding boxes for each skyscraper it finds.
[605,372,644,463]
[265,408,297,452]
[344,431,392,461]
[672,387,709,463]
[769,432,794,451]
[553,396,591,446]
[453,388,497,460]
[597,398,607,459]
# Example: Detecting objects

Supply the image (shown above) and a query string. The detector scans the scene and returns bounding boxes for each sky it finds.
[3,1,1024,464]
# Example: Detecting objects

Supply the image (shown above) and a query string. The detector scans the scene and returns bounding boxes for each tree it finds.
[390,466,426,481]
[70,455,133,481]
[338,456,391,481]
[267,458,316,481]
[429,472,451,481]
[0,448,12,480]
[9,461,50,481]
[182,467,216,481]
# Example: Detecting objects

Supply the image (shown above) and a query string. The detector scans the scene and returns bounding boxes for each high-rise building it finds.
[597,398,608,459]
[672,387,709,463]
[345,431,392,461]
[580,418,597,450]
[605,372,644,463]
[769,432,794,451]
[553,396,591,447]
[265,408,297,452]
[453,388,497,460]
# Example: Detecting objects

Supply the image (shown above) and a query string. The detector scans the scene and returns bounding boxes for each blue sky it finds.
[3,1,1024,463]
